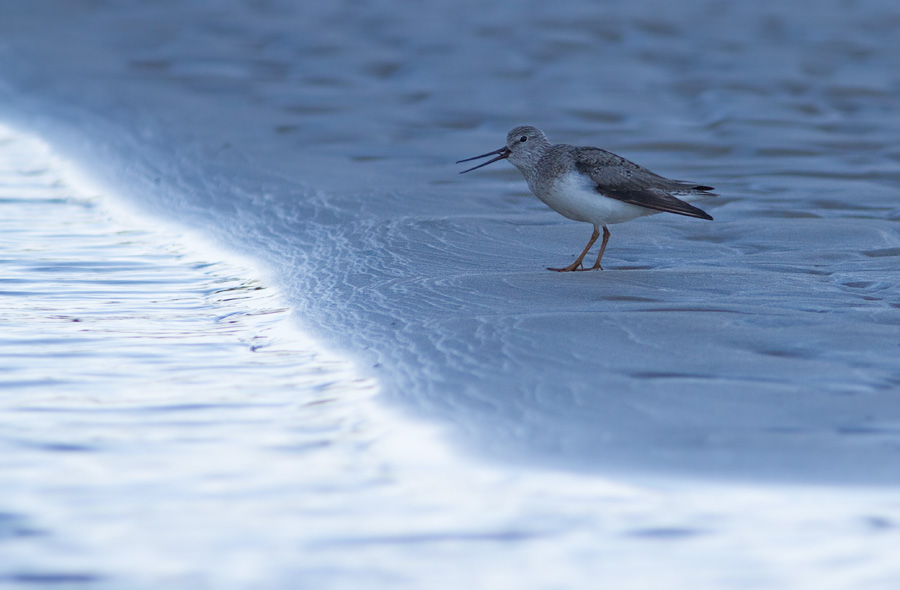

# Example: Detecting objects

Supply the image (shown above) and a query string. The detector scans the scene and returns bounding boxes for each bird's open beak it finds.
[456,146,511,174]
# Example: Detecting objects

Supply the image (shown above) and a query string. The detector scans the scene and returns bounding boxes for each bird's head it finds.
[457,126,550,174]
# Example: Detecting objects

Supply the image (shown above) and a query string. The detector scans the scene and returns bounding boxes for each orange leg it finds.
[548,225,601,272]
[589,226,611,270]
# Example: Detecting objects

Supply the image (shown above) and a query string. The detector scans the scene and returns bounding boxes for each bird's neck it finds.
[511,147,550,185]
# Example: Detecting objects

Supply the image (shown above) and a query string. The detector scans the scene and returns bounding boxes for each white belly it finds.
[533,171,655,226]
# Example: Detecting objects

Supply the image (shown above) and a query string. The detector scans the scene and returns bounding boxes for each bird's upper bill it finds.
[456,146,511,174]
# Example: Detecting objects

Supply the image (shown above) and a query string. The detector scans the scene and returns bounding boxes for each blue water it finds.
[2,1,900,588]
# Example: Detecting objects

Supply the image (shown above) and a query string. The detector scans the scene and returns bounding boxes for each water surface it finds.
[2,1,900,587]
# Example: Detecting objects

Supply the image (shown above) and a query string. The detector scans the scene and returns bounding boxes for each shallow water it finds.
[2,0,900,587]
[0,124,377,585]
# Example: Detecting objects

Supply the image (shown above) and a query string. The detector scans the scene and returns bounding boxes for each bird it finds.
[457,126,715,272]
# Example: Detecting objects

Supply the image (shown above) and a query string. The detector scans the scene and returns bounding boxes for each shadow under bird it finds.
[457,126,716,272]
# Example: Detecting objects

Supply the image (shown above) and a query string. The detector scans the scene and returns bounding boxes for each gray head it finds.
[457,125,551,174]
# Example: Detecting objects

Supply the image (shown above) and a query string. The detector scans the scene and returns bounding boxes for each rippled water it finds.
[0,125,383,585]
[3,1,900,588]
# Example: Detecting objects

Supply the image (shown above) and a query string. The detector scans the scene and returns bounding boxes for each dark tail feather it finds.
[683,202,713,220]
[657,198,713,221]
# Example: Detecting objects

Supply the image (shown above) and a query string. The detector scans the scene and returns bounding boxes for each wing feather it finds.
[572,147,715,220]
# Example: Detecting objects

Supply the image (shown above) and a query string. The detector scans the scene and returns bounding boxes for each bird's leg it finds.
[548,225,601,272]
[589,226,611,270]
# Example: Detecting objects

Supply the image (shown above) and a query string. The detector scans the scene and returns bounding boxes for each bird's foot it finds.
[548,261,585,272]
[548,262,604,272]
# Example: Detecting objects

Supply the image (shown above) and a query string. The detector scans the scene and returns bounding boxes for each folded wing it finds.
[573,147,715,221]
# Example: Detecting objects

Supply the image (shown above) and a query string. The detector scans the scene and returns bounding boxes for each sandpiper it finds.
[457,126,715,272]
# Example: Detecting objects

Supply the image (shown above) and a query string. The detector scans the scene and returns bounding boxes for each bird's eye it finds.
[520,136,528,143]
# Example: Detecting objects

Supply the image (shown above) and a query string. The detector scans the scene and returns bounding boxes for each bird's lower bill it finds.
[456,146,511,174]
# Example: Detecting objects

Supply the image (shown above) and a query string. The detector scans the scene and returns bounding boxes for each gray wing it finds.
[572,147,715,220]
